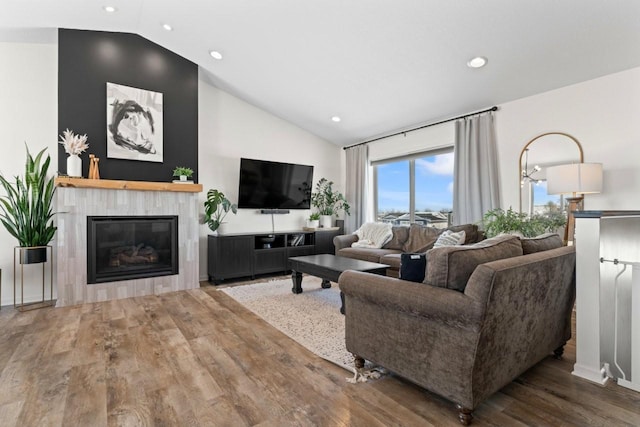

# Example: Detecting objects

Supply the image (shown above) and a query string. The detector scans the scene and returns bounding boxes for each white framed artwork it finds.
[106,82,163,163]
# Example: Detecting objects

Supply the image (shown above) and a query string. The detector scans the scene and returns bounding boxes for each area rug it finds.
[220,277,355,371]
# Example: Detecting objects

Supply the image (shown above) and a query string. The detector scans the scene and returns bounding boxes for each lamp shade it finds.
[546,163,603,195]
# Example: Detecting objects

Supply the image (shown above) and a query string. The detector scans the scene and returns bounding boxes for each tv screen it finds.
[237,158,314,210]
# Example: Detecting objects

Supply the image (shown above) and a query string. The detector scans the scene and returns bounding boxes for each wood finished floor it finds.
[1,280,639,427]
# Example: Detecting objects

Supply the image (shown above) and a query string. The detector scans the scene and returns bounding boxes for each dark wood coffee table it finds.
[288,254,389,314]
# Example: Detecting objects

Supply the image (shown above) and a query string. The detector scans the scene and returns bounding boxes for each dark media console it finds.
[207,228,342,283]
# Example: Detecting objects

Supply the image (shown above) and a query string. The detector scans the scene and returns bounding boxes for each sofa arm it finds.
[339,271,484,328]
[333,234,359,254]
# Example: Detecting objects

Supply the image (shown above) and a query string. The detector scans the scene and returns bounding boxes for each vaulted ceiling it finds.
[2,0,640,146]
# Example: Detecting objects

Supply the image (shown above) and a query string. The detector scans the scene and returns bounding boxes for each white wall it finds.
[0,41,58,306]
[198,74,342,280]
[496,66,640,211]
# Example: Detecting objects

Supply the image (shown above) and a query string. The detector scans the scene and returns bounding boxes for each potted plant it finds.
[307,212,320,229]
[311,178,350,228]
[0,145,57,263]
[173,166,194,182]
[482,207,566,238]
[204,189,237,234]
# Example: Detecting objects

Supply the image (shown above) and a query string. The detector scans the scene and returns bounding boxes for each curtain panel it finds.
[452,112,500,225]
[344,144,371,233]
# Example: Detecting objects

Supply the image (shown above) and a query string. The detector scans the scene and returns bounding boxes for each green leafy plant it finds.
[0,145,57,247]
[310,178,351,217]
[204,189,237,232]
[172,166,194,178]
[482,207,566,238]
[309,212,320,221]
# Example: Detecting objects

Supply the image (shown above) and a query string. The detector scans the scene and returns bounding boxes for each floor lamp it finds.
[546,163,603,245]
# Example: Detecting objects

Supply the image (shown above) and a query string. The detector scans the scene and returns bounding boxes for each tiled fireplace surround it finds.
[55,179,201,307]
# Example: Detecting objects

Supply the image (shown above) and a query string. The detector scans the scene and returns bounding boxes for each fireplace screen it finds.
[87,216,178,284]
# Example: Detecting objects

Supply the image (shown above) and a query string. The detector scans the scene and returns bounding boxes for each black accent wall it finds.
[58,29,198,182]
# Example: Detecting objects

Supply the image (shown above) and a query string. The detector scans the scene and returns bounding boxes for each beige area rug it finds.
[221,276,355,371]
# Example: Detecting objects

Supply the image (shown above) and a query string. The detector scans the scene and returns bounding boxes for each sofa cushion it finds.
[403,224,440,253]
[447,223,482,244]
[433,229,466,248]
[337,247,401,263]
[424,234,523,292]
[382,226,410,250]
[399,253,427,282]
[521,233,563,255]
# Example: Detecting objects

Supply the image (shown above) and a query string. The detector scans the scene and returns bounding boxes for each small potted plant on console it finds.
[173,166,194,183]
[311,178,350,228]
[307,212,320,229]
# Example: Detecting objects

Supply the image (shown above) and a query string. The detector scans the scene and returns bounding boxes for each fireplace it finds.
[87,216,178,284]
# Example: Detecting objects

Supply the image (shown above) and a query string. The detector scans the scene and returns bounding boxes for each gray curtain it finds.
[344,144,371,233]
[453,112,500,225]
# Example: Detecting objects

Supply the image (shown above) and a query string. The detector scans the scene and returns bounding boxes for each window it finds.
[374,148,454,228]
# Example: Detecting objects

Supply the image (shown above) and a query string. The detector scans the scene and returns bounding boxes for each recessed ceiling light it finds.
[467,56,488,68]
[331,116,341,123]
[162,24,173,31]
[103,6,117,13]
[209,50,223,60]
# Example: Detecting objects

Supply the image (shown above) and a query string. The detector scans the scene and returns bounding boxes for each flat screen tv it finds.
[237,158,314,210]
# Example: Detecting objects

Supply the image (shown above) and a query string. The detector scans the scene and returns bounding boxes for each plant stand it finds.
[14,246,55,311]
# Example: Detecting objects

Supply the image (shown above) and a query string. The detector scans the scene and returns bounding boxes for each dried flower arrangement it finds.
[58,129,89,156]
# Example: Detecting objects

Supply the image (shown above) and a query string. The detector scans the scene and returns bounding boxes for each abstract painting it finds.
[106,82,163,162]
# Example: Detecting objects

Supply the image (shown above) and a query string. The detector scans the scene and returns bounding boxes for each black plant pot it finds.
[20,247,48,264]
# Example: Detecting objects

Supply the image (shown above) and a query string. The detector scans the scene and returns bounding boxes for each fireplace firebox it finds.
[87,216,178,284]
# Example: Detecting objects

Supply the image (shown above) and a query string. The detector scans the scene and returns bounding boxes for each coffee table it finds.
[288,254,389,314]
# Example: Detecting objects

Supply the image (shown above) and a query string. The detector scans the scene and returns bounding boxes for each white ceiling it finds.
[2,0,640,146]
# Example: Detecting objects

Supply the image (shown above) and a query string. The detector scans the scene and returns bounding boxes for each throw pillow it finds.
[382,226,410,250]
[521,233,563,254]
[399,253,427,283]
[433,230,466,248]
[402,224,440,253]
[424,234,523,292]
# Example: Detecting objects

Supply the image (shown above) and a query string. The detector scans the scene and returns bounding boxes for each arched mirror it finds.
[519,132,583,215]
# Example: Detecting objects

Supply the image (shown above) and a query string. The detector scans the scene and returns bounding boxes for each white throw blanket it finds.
[352,222,393,249]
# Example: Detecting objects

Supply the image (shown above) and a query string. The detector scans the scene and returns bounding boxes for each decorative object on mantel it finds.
[546,162,603,245]
[58,128,89,178]
[0,145,57,310]
[172,166,194,183]
[311,178,350,229]
[88,154,101,179]
[203,189,237,234]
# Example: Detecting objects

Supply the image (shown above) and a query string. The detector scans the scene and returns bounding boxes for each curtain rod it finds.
[343,105,498,150]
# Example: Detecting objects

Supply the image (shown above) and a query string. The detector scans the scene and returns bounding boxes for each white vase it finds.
[217,223,226,235]
[320,215,333,228]
[180,175,187,181]
[67,154,82,178]
[306,219,320,229]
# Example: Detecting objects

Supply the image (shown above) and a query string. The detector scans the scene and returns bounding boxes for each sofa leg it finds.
[354,355,365,370]
[553,345,565,360]
[456,405,473,425]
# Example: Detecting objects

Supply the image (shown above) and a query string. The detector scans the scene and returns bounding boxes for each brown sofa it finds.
[338,234,574,425]
[333,223,485,277]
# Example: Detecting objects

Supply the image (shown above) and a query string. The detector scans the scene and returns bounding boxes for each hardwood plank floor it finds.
[0,280,639,426]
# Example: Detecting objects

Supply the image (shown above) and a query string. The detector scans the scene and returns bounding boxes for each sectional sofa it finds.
[333,223,485,277]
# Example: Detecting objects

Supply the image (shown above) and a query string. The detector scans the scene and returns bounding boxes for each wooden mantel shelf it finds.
[55,177,203,193]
